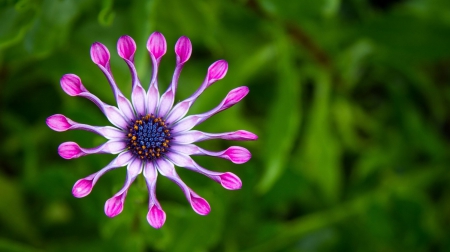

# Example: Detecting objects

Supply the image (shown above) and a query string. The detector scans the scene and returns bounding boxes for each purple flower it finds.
[46,32,257,229]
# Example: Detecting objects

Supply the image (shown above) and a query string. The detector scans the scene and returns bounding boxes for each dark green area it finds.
[1,0,450,251]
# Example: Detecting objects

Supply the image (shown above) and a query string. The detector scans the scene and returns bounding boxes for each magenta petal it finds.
[46,114,72,132]
[219,172,242,190]
[117,35,136,61]
[60,74,86,96]
[221,86,249,111]
[172,130,258,144]
[223,146,251,164]
[190,195,210,215]
[104,195,125,217]
[229,130,259,141]
[147,205,166,229]
[72,179,93,198]
[147,32,167,60]
[90,42,110,67]
[207,60,228,85]
[58,142,83,159]
[175,36,192,64]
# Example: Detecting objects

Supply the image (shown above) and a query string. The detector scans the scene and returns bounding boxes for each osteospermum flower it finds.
[46,32,257,228]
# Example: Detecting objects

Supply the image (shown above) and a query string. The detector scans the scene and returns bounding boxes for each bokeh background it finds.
[1,0,450,251]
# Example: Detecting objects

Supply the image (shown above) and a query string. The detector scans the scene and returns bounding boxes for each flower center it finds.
[126,114,172,160]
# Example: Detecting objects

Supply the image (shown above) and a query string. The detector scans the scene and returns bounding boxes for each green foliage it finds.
[1,0,450,251]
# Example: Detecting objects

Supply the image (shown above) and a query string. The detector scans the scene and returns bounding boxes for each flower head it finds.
[46,32,257,228]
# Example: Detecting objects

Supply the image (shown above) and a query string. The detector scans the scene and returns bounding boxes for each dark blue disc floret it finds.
[127,114,172,160]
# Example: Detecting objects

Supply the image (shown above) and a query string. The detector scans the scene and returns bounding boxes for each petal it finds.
[175,36,192,65]
[147,205,166,229]
[170,116,202,134]
[158,37,191,118]
[117,36,146,116]
[127,157,144,178]
[91,42,135,122]
[147,32,167,61]
[71,152,134,198]
[46,114,72,131]
[104,194,125,217]
[72,179,93,198]
[221,146,251,164]
[62,79,123,127]
[58,141,126,159]
[104,106,129,129]
[116,94,135,121]
[143,161,165,228]
[206,60,228,85]
[190,194,210,215]
[143,161,158,184]
[132,84,147,116]
[172,86,249,133]
[58,142,84,159]
[164,100,190,124]
[157,88,175,118]
[165,152,242,190]
[218,172,242,190]
[46,114,124,139]
[90,42,110,68]
[155,158,210,215]
[147,83,160,115]
[165,61,230,124]
[117,35,136,61]
[170,145,251,164]
[172,130,258,144]
[60,74,87,96]
[104,158,143,218]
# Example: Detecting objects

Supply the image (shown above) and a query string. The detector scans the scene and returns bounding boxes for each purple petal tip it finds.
[222,86,249,110]
[224,146,251,164]
[175,36,192,64]
[147,32,167,60]
[72,179,93,198]
[219,172,242,190]
[46,114,71,132]
[190,195,211,215]
[236,130,258,141]
[104,195,124,218]
[58,142,83,159]
[147,205,166,229]
[207,60,228,84]
[117,35,136,61]
[60,74,85,96]
[90,42,110,67]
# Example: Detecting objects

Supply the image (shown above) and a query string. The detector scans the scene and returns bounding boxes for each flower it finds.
[46,32,257,228]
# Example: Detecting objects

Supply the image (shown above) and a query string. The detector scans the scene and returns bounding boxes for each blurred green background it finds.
[1,0,450,251]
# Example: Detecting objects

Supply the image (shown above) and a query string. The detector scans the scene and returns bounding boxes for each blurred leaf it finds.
[0,173,39,243]
[0,238,41,252]
[297,69,341,203]
[256,28,301,194]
